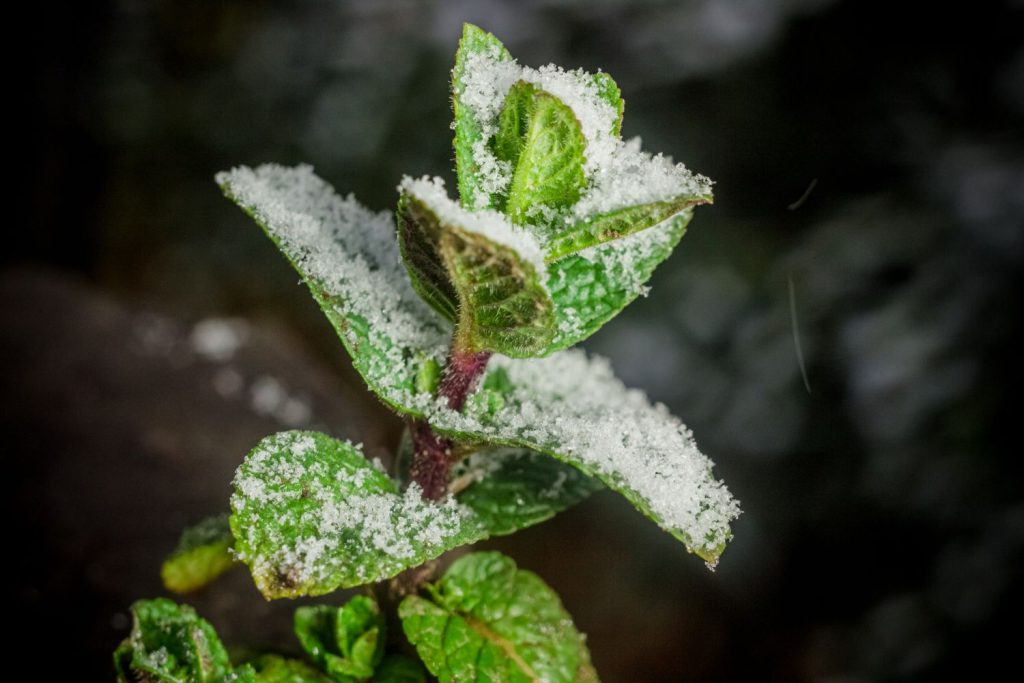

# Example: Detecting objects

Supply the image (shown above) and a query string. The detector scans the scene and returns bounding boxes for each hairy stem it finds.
[439,347,493,411]
[409,344,492,500]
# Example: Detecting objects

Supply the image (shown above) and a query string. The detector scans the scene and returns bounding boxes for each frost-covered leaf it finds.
[452,23,516,211]
[217,164,738,565]
[230,431,475,599]
[113,598,252,683]
[229,431,597,598]
[249,656,333,683]
[544,194,711,262]
[162,514,236,593]
[399,552,597,683]
[499,85,587,224]
[373,656,427,683]
[294,596,384,681]
[397,177,555,357]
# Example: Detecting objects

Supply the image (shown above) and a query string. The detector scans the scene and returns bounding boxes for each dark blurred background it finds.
[7,0,1023,680]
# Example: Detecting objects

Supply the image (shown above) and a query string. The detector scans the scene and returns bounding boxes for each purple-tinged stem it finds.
[409,345,493,500]
[439,348,493,411]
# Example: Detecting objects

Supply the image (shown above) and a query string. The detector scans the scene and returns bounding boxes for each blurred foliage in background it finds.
[7,0,1023,681]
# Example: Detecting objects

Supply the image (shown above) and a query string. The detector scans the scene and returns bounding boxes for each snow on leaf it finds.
[228,431,597,599]
[399,552,598,683]
[217,164,739,565]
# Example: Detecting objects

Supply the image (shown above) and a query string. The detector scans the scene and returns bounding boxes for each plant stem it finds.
[409,344,492,500]
[439,347,493,411]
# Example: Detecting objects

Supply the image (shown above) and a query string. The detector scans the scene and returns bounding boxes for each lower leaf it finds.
[399,552,598,683]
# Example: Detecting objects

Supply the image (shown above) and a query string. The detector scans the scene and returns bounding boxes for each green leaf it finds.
[397,179,555,357]
[294,596,385,681]
[229,431,596,598]
[162,514,237,593]
[217,165,738,565]
[493,81,536,169]
[249,656,333,683]
[399,552,598,683]
[590,71,623,137]
[452,23,514,211]
[452,446,603,536]
[372,656,426,683]
[545,209,694,351]
[500,85,587,224]
[544,194,711,263]
[230,431,473,599]
[113,598,246,683]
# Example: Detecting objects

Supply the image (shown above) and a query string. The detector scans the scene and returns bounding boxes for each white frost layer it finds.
[456,42,713,221]
[434,351,740,557]
[573,137,713,218]
[218,164,739,556]
[216,163,451,408]
[400,175,547,276]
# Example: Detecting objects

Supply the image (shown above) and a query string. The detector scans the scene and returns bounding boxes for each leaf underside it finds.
[229,431,599,599]
[397,190,555,357]
[399,552,598,683]
[217,164,738,566]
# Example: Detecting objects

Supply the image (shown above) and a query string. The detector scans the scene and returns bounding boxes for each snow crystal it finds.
[400,175,547,276]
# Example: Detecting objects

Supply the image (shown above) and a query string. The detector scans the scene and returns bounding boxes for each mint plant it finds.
[115,24,740,683]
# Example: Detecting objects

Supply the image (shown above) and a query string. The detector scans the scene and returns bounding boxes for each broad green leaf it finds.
[217,165,738,565]
[294,596,385,681]
[229,431,597,599]
[373,656,427,683]
[452,23,514,210]
[544,194,711,263]
[249,656,333,683]
[399,552,597,683]
[162,514,237,593]
[397,180,555,357]
[113,598,249,683]
[501,87,587,224]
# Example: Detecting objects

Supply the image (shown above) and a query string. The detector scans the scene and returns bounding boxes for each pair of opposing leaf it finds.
[114,597,425,683]
[399,24,711,358]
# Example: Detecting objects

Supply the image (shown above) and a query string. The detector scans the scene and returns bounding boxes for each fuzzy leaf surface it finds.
[399,552,597,683]
[397,184,555,356]
[501,86,587,224]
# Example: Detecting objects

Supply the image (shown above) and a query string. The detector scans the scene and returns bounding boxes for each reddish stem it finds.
[409,345,492,500]
[439,348,493,411]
